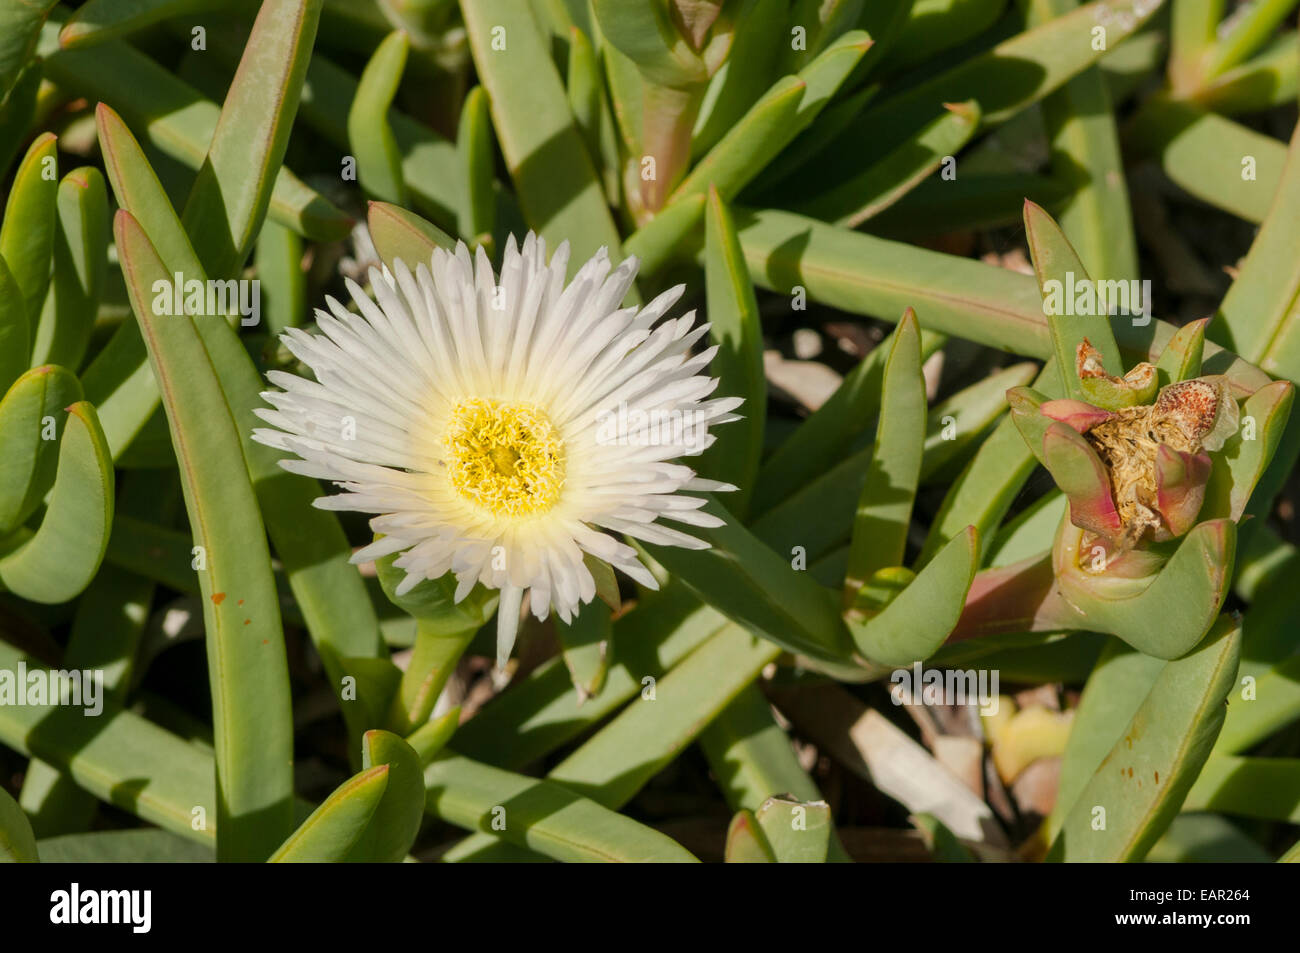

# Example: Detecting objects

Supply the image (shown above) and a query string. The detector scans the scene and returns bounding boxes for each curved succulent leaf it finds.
[0,365,83,538]
[1054,514,1235,659]
[343,731,425,862]
[849,526,979,667]
[269,765,388,862]
[0,401,113,604]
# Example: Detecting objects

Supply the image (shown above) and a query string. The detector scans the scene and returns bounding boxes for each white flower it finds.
[252,233,741,667]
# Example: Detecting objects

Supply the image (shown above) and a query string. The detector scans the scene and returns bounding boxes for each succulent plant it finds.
[1,0,1299,872]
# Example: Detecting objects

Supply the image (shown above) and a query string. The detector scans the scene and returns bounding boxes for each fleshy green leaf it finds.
[818,0,1165,184]
[443,622,780,860]
[643,496,854,666]
[755,795,831,863]
[1215,118,1300,370]
[343,731,425,862]
[625,30,871,274]
[1154,317,1206,385]
[116,209,293,862]
[0,365,82,538]
[701,685,851,862]
[1218,651,1300,755]
[755,366,1038,567]
[0,0,56,101]
[96,103,387,758]
[18,469,179,835]
[384,620,478,736]
[1184,755,1300,823]
[591,0,707,88]
[459,0,627,281]
[1047,638,1164,840]
[42,28,352,242]
[723,206,1269,393]
[1054,516,1236,659]
[0,401,113,604]
[0,133,58,334]
[753,326,945,515]
[453,583,724,770]
[0,640,216,848]
[724,809,775,862]
[425,752,700,862]
[1126,96,1283,225]
[919,364,1056,566]
[58,0,224,49]
[269,765,388,863]
[848,526,979,667]
[698,188,764,517]
[347,28,409,206]
[1168,0,1224,93]
[921,361,1038,479]
[1146,813,1271,863]
[407,707,461,765]
[293,43,462,228]
[674,31,871,208]
[457,84,497,252]
[1027,0,1138,285]
[555,599,611,702]
[1192,32,1299,115]
[30,167,109,370]
[795,100,982,227]
[1199,0,1297,80]
[1023,199,1122,401]
[254,218,305,338]
[0,785,39,862]
[36,829,213,863]
[181,0,326,278]
[542,625,779,806]
[367,200,455,273]
[1048,616,1241,861]
[885,0,1008,71]
[0,60,41,188]
[845,309,925,595]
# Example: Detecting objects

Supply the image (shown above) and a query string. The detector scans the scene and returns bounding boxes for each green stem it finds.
[385,621,477,736]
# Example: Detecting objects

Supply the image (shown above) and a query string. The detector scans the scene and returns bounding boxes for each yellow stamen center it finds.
[444,398,565,516]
